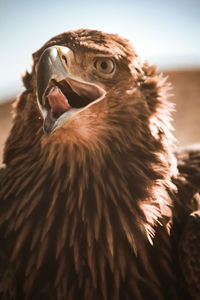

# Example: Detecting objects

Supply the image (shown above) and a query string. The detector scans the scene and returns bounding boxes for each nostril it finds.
[62,55,68,66]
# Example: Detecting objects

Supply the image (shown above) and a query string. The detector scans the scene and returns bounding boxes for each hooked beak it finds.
[36,46,106,134]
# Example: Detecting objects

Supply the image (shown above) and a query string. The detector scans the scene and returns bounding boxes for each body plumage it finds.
[0,29,199,299]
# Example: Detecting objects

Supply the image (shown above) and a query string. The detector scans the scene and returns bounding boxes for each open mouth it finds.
[40,77,106,134]
[36,45,106,134]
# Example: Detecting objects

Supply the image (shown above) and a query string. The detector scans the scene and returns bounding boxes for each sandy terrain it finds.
[0,69,199,163]
[166,69,200,146]
[0,100,13,164]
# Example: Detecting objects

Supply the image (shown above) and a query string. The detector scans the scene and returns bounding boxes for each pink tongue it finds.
[47,86,71,118]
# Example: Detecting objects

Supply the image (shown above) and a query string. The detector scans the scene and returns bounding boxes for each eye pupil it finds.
[101,61,108,69]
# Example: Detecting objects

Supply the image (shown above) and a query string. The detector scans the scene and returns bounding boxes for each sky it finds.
[0,0,200,101]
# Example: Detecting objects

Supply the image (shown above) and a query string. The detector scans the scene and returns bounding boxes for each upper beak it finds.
[37,46,71,106]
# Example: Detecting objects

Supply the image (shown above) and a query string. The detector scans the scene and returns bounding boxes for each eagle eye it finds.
[94,58,115,75]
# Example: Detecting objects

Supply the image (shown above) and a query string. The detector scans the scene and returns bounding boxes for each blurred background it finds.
[0,0,200,162]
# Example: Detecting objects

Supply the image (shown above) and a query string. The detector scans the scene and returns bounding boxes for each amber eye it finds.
[94,58,115,75]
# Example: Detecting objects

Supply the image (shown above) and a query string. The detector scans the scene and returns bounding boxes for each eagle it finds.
[0,29,199,300]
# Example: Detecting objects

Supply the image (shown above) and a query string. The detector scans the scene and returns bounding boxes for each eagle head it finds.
[5,29,175,178]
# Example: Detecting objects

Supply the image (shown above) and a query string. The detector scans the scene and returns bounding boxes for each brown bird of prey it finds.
[0,29,200,300]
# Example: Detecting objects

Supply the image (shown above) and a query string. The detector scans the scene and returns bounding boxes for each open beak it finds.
[36,46,106,134]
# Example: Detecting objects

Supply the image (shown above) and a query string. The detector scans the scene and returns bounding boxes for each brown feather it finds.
[1,28,197,299]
